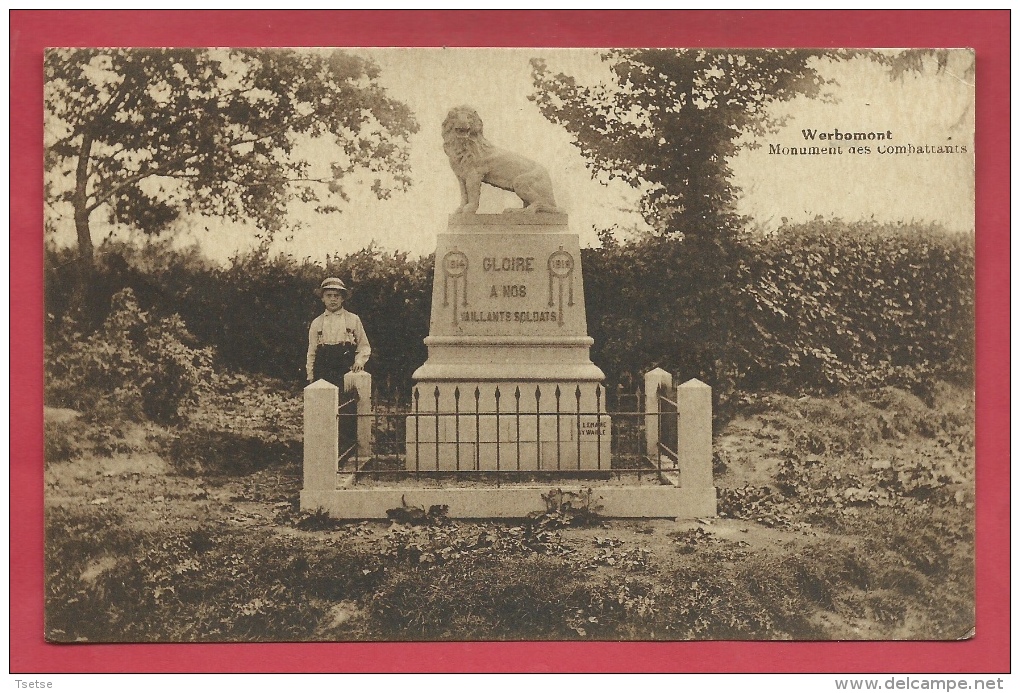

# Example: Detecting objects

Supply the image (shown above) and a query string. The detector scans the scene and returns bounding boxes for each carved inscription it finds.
[442,249,469,327]
[490,284,527,298]
[461,310,557,323]
[547,248,574,327]
[447,250,577,329]
[483,256,535,272]
[578,419,608,436]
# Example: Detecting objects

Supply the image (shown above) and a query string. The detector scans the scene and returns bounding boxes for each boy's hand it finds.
[351,364,364,372]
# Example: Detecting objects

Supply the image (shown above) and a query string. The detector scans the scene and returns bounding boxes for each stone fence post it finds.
[677,378,713,489]
[303,379,339,491]
[343,371,373,459]
[644,368,673,459]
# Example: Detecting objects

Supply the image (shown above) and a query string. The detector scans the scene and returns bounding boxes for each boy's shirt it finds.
[306,308,371,381]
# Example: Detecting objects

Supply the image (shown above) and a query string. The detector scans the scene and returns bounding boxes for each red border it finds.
[11,10,1009,673]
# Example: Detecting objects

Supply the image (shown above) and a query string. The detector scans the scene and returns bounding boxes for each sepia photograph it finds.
[33,30,988,653]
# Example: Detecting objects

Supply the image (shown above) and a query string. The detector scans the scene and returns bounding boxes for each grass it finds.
[43,375,975,642]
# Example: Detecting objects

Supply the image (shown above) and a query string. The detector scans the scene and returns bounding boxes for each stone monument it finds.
[406,107,610,472]
[301,105,715,520]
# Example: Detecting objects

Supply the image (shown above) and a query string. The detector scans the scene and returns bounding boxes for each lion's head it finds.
[442,105,485,144]
[442,106,493,168]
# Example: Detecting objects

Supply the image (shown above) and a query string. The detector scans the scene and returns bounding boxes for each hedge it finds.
[731,220,974,394]
[44,220,974,407]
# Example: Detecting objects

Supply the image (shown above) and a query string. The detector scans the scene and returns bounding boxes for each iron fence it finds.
[337,388,359,463]
[657,382,679,463]
[337,382,673,484]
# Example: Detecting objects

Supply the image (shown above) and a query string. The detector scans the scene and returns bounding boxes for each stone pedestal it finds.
[303,380,339,491]
[644,367,673,460]
[678,379,714,489]
[343,370,373,459]
[408,213,610,471]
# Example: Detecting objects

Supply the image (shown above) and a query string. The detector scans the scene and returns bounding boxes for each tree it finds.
[530,48,974,239]
[530,49,828,241]
[530,48,972,394]
[44,48,418,308]
[530,49,831,391]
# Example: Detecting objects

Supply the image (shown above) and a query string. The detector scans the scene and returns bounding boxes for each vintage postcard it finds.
[41,46,975,644]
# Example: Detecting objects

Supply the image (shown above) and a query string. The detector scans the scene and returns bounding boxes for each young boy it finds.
[306,277,371,386]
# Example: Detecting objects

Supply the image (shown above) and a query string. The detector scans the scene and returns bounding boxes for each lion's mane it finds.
[442,106,495,169]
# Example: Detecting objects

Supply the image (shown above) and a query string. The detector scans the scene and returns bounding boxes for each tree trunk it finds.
[71,133,94,315]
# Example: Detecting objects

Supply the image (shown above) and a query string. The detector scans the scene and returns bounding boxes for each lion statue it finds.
[442,105,560,214]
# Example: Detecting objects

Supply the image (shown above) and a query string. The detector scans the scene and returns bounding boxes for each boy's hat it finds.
[315,277,349,296]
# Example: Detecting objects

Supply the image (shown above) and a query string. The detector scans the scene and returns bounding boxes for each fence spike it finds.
[455,385,461,472]
[535,387,542,470]
[475,390,481,471]
[491,385,495,481]
[575,388,582,470]
[515,386,521,401]
[555,385,562,469]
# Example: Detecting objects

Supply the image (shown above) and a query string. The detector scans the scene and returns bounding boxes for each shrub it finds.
[45,240,432,398]
[156,426,299,477]
[46,288,213,424]
[582,232,735,393]
[45,218,974,401]
[43,420,81,462]
[732,220,974,393]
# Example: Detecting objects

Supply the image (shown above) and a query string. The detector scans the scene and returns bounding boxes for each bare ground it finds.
[43,379,975,642]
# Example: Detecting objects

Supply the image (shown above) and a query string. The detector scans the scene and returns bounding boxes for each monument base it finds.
[408,212,612,473]
[301,474,717,520]
[406,380,611,472]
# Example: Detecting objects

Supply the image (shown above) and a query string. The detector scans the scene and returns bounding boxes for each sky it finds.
[730,51,975,233]
[48,48,975,263]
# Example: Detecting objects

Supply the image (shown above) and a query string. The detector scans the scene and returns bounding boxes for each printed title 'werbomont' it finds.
[802,128,893,141]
